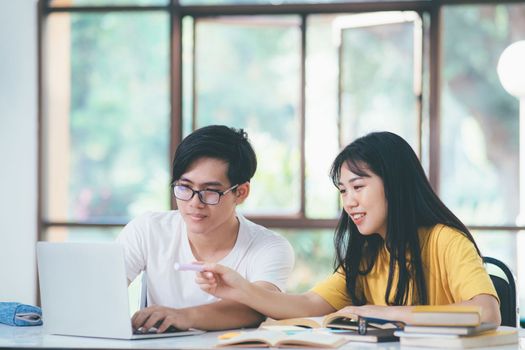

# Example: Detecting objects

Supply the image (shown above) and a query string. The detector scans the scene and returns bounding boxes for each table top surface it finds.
[1,324,524,350]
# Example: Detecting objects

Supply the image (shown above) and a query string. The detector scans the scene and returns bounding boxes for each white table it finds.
[0,325,523,349]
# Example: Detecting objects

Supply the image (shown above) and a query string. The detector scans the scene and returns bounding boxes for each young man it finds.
[116,125,294,332]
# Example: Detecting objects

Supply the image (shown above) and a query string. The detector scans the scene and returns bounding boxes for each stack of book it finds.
[394,305,518,348]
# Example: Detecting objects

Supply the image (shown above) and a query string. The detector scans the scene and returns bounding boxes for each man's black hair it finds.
[170,125,257,187]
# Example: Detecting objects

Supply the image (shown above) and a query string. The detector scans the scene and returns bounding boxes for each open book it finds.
[261,311,401,331]
[216,330,348,348]
[260,311,401,343]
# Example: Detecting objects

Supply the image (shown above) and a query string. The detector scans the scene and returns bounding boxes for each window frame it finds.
[37,0,525,238]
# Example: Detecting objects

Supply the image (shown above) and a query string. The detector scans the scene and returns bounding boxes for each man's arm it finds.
[131,281,277,332]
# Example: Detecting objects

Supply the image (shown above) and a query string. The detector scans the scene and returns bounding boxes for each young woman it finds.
[195,131,501,325]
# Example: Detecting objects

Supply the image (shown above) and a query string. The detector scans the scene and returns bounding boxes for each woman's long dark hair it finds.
[331,132,480,306]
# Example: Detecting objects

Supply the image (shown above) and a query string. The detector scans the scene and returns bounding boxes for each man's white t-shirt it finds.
[116,210,294,308]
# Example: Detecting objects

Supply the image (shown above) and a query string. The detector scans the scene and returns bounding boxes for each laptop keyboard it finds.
[133,326,181,335]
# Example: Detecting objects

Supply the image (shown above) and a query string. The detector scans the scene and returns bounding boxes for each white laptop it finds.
[36,242,205,340]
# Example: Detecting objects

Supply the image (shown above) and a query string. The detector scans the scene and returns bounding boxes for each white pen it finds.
[173,262,205,272]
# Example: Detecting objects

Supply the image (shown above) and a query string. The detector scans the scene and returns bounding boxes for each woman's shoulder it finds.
[419,224,472,250]
[421,223,460,236]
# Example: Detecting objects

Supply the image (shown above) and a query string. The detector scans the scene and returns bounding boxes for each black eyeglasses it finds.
[173,184,239,205]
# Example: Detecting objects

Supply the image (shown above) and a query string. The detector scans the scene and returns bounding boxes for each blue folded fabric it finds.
[0,302,43,326]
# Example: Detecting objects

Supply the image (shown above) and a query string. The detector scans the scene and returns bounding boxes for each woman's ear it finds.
[234,182,250,205]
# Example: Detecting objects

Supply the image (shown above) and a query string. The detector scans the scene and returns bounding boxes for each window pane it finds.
[305,12,425,219]
[50,0,168,6]
[182,16,194,138]
[339,12,422,153]
[44,13,170,223]
[441,4,524,226]
[305,15,343,219]
[192,16,302,215]
[279,229,335,293]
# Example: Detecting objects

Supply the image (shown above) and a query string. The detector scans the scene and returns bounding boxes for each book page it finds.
[218,329,349,348]
[260,316,324,329]
[217,330,286,347]
[322,311,358,328]
[278,331,348,348]
[260,325,310,332]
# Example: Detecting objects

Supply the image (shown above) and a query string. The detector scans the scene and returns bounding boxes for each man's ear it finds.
[234,182,250,205]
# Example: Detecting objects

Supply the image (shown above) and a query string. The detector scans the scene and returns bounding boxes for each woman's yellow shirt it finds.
[311,224,498,310]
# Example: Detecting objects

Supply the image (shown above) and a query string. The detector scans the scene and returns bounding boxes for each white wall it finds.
[0,0,38,304]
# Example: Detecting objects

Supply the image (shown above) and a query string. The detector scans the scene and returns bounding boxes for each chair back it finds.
[483,256,519,327]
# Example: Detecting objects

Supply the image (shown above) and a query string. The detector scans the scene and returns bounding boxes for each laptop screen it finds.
[37,242,136,339]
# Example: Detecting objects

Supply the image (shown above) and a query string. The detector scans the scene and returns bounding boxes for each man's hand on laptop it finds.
[132,306,192,333]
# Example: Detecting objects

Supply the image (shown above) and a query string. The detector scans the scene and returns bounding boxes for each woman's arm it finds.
[196,263,336,319]
[332,294,501,325]
[456,294,501,325]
